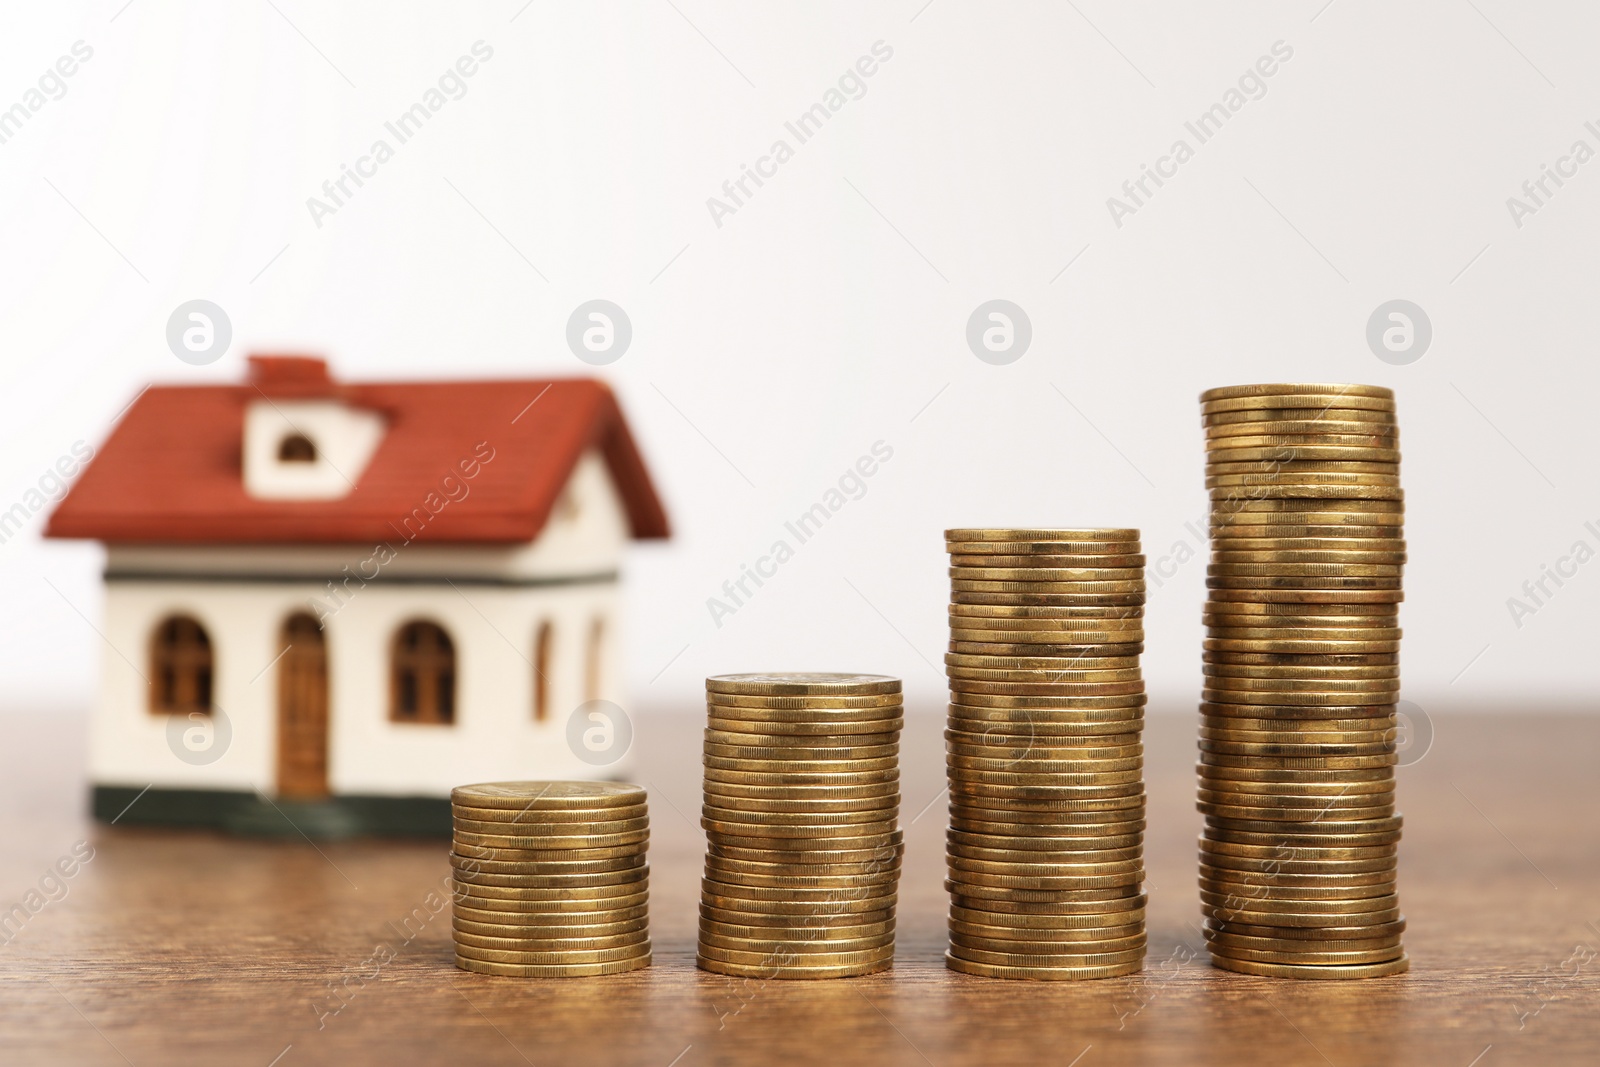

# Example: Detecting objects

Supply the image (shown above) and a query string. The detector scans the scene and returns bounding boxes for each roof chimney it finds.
[248,354,332,396]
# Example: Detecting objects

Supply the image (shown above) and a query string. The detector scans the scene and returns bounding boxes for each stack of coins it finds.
[1197,383,1407,979]
[450,781,652,977]
[698,673,904,979]
[943,527,1148,980]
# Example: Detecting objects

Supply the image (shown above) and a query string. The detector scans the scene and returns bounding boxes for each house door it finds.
[276,613,329,798]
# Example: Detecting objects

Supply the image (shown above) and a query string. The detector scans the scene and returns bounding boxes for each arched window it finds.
[584,617,604,702]
[150,615,213,715]
[278,433,317,462]
[533,621,552,722]
[391,621,455,724]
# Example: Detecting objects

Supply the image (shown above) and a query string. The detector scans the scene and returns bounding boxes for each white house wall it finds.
[88,449,637,797]
[93,577,626,796]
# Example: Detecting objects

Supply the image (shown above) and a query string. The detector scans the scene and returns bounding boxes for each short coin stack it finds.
[451,781,652,977]
[943,527,1148,980]
[698,673,903,979]
[1197,383,1407,979]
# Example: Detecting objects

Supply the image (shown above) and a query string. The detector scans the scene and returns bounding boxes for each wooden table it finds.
[2,706,1597,1066]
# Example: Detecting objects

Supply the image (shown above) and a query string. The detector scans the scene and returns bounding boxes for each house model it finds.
[46,355,668,836]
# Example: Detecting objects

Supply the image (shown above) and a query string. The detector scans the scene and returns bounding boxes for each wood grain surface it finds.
[1,705,1597,1066]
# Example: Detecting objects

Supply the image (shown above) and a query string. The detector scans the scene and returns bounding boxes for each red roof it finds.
[46,357,669,545]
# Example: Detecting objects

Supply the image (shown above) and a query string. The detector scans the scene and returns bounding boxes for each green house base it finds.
[92,785,452,838]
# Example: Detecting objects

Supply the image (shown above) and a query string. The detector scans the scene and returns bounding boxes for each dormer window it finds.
[278,433,318,463]
[242,399,384,500]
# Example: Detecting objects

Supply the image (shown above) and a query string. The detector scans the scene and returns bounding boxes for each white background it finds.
[1,1,1596,717]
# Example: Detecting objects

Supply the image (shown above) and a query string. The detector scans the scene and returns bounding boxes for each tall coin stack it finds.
[1198,383,1408,979]
[698,673,904,979]
[943,527,1148,980]
[451,781,652,977]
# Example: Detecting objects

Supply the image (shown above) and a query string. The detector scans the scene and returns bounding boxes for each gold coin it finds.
[946,944,1145,968]
[1205,588,1407,605]
[703,728,901,750]
[1205,653,1399,669]
[701,822,900,844]
[449,851,646,873]
[944,652,1141,670]
[455,953,652,977]
[1200,714,1396,731]
[1207,944,1404,967]
[949,889,1145,914]
[706,716,902,738]
[699,917,895,941]
[951,578,1148,595]
[1205,917,1407,940]
[1200,839,1395,861]
[1201,393,1395,414]
[453,829,649,852]
[1208,549,1406,564]
[950,568,1145,586]
[946,665,1144,684]
[949,852,1143,875]
[697,902,896,927]
[1209,536,1406,553]
[948,602,1144,620]
[950,692,1148,710]
[453,902,650,926]
[1208,953,1408,979]
[1199,867,1397,890]
[1200,892,1401,917]
[703,753,900,774]
[950,930,1146,955]
[455,882,649,904]
[1199,738,1394,758]
[1203,829,1402,850]
[1207,445,1402,463]
[705,692,904,709]
[1208,560,1404,577]
[454,928,650,952]
[452,868,649,890]
[1198,853,1394,878]
[947,753,1143,774]
[700,710,902,726]
[1200,703,1396,721]
[454,942,652,966]
[1209,524,1401,543]
[1205,431,1399,449]
[1200,383,1394,403]
[1197,775,1394,798]
[452,898,649,923]
[947,841,1143,865]
[453,812,648,833]
[1204,409,1396,431]
[947,737,1142,758]
[696,955,893,979]
[946,542,1144,559]
[1200,804,1395,825]
[951,592,1147,608]
[451,781,647,812]
[703,870,900,894]
[947,872,1141,893]
[943,954,1144,980]
[698,930,895,954]
[946,528,1140,542]
[948,905,1145,930]
[948,917,1144,942]
[1205,424,1398,443]
[702,742,899,762]
[695,942,895,968]
[1205,590,1404,606]
[949,680,1145,699]
[706,673,901,697]
[701,802,897,825]
[1200,688,1403,708]
[449,802,648,825]
[452,915,650,939]
[1202,663,1400,679]
[949,553,1147,569]
[948,630,1144,648]
[1203,639,1401,655]
[702,768,897,787]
